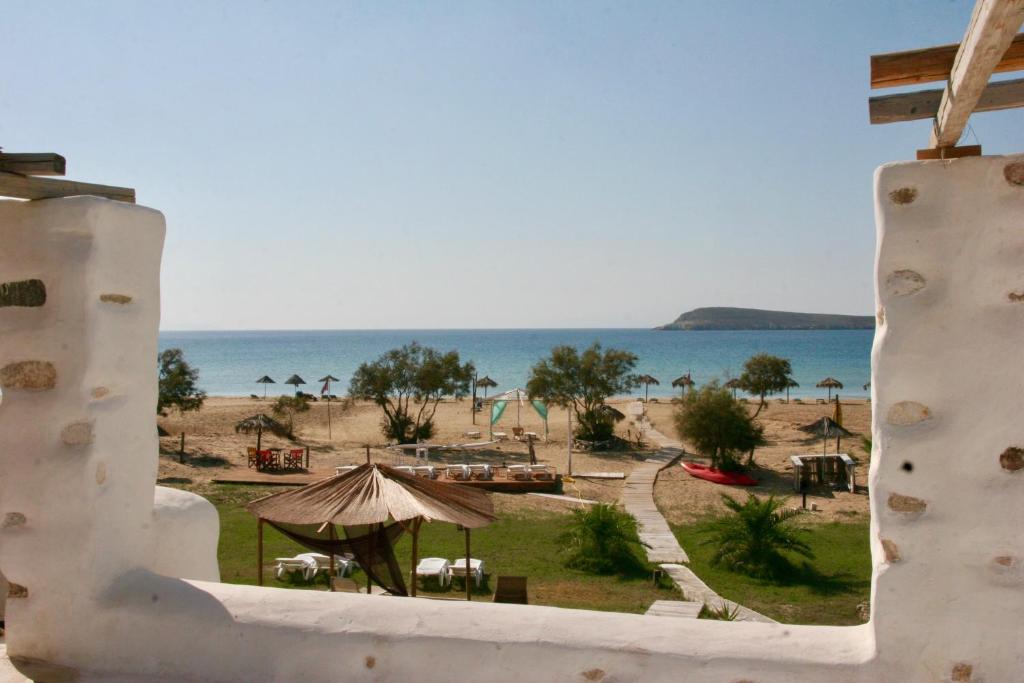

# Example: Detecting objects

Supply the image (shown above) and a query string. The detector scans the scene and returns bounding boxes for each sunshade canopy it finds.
[637,374,660,385]
[490,388,529,401]
[246,463,496,528]
[318,374,340,382]
[475,376,498,388]
[284,374,306,386]
[255,375,276,384]
[597,404,625,420]
[235,413,287,435]
[816,377,844,389]
[671,374,694,388]
[798,416,852,438]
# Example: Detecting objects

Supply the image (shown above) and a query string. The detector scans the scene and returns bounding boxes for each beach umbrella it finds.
[491,388,528,426]
[799,416,852,456]
[671,373,695,397]
[285,374,307,396]
[318,374,341,439]
[235,413,286,451]
[816,377,844,402]
[636,374,660,402]
[255,375,276,399]
[786,378,799,403]
[863,381,871,391]
[724,378,742,399]
[597,404,625,421]
[475,375,498,399]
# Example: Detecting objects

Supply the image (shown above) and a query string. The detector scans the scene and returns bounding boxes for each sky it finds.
[4,1,1021,330]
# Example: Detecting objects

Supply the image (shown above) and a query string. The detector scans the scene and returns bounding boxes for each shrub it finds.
[560,504,647,576]
[157,348,206,416]
[673,382,765,471]
[704,493,813,580]
[737,354,794,417]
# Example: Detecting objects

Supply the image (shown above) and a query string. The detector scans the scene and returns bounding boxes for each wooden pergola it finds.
[0,151,135,202]
[869,0,1024,159]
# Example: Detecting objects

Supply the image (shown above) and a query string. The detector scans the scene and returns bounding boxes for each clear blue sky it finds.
[4,1,1020,329]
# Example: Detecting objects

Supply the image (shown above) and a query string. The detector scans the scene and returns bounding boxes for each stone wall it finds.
[0,155,1020,681]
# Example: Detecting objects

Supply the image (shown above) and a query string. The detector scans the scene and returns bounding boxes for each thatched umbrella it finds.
[247,464,495,599]
[318,374,341,439]
[636,374,660,402]
[816,377,844,402]
[671,373,695,397]
[724,378,742,399]
[786,378,800,403]
[597,404,626,421]
[863,381,871,391]
[476,375,498,399]
[235,413,286,451]
[255,375,276,399]
[285,374,306,396]
[799,416,852,455]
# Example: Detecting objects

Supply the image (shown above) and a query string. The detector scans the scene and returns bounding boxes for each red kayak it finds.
[681,462,758,486]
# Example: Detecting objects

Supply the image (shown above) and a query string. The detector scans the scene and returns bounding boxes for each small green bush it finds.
[704,493,813,580]
[560,504,647,576]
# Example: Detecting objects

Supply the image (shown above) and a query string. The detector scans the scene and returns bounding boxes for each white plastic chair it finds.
[415,557,450,587]
[450,558,485,587]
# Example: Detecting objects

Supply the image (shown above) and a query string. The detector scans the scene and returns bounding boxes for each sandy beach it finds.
[158,395,872,521]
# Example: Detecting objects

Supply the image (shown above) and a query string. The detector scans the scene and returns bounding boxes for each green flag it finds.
[531,400,548,420]
[491,400,507,425]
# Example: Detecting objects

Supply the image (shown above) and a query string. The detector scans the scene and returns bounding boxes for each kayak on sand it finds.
[681,462,758,486]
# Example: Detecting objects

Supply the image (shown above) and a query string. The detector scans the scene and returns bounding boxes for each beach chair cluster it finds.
[505,464,555,481]
[444,464,494,481]
[248,447,307,471]
[414,557,485,588]
[393,465,440,479]
[273,552,357,582]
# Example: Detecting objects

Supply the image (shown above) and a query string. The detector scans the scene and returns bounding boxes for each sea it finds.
[158,329,873,400]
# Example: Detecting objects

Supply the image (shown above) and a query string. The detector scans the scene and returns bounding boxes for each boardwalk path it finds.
[623,407,776,623]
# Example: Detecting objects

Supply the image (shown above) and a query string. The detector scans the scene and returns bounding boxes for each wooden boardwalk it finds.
[644,600,701,619]
[621,445,688,564]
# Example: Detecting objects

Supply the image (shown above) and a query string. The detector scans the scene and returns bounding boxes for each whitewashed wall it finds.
[0,155,1021,682]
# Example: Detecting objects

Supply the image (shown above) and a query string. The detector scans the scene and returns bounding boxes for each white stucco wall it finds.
[0,155,1021,681]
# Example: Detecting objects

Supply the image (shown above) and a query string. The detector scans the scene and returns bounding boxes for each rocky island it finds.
[657,307,875,331]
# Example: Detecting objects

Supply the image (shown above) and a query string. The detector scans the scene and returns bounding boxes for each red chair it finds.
[257,450,275,471]
[285,449,304,469]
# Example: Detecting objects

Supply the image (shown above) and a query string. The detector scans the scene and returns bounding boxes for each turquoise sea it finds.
[158,329,873,400]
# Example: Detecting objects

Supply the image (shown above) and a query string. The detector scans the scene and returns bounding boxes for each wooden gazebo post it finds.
[464,527,472,601]
[409,517,422,597]
[257,518,264,586]
[328,524,336,592]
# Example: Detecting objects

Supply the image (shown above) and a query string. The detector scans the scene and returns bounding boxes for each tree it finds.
[157,348,206,416]
[673,382,765,471]
[559,503,646,576]
[271,394,310,438]
[349,342,475,443]
[704,493,813,580]
[526,343,639,442]
[737,353,793,417]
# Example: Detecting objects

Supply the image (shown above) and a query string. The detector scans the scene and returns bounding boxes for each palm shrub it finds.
[704,493,812,580]
[560,504,646,576]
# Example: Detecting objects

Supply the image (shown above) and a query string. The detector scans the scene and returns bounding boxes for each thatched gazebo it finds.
[636,374,660,402]
[247,464,495,599]
[255,375,276,398]
[816,377,844,402]
[235,413,287,451]
[724,378,742,399]
[671,373,695,397]
[285,374,307,395]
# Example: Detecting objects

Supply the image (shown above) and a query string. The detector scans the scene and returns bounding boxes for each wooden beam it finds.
[0,171,135,203]
[916,145,983,160]
[871,33,1024,88]
[870,76,1024,123]
[0,153,66,176]
[930,0,1024,148]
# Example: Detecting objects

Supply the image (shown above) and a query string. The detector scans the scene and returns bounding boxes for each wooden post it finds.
[365,445,371,465]
[257,519,264,586]
[179,432,185,463]
[305,446,310,469]
[410,518,421,597]
[464,527,472,602]
[471,375,477,425]
[328,524,336,591]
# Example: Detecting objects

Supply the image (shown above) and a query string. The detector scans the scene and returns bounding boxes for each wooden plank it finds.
[572,471,625,480]
[0,171,135,203]
[0,153,66,176]
[872,32,1024,88]
[645,600,702,619]
[930,0,1024,148]
[870,76,1024,123]
[916,145,983,160]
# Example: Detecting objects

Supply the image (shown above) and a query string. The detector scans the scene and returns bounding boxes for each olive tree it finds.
[349,342,475,443]
[157,348,206,416]
[526,343,638,442]
[737,353,793,417]
[673,382,765,471]
[272,394,310,438]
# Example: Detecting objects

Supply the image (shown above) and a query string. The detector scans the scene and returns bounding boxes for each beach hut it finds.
[671,373,694,397]
[816,377,844,402]
[285,374,307,396]
[235,413,287,451]
[724,378,742,399]
[636,374,660,402]
[255,375,276,399]
[247,463,495,599]
[318,374,341,439]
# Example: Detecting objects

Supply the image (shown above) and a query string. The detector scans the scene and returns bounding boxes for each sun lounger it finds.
[450,558,485,587]
[274,553,355,581]
[524,431,538,440]
[492,576,528,604]
[464,429,481,439]
[467,463,493,481]
[492,431,508,441]
[395,465,416,475]
[335,465,358,475]
[412,465,438,479]
[506,464,530,481]
[445,464,471,481]
[512,427,525,440]
[415,557,450,587]
[527,464,555,481]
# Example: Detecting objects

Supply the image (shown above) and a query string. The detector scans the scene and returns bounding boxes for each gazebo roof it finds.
[246,463,496,528]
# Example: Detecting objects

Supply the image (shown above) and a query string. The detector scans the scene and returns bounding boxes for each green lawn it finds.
[201,484,678,613]
[671,518,871,625]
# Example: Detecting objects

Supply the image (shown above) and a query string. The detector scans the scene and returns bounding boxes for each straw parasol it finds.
[318,374,341,439]
[786,378,800,403]
[475,375,498,399]
[285,374,306,395]
[671,373,695,397]
[799,416,852,455]
[235,413,287,451]
[247,464,495,599]
[255,375,276,399]
[597,404,626,421]
[816,377,844,402]
[636,374,660,402]
[724,378,742,399]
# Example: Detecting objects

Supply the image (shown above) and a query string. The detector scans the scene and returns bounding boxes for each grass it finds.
[672,518,871,625]
[199,484,678,613]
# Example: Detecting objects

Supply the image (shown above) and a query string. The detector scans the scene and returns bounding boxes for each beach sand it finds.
[158,395,871,522]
